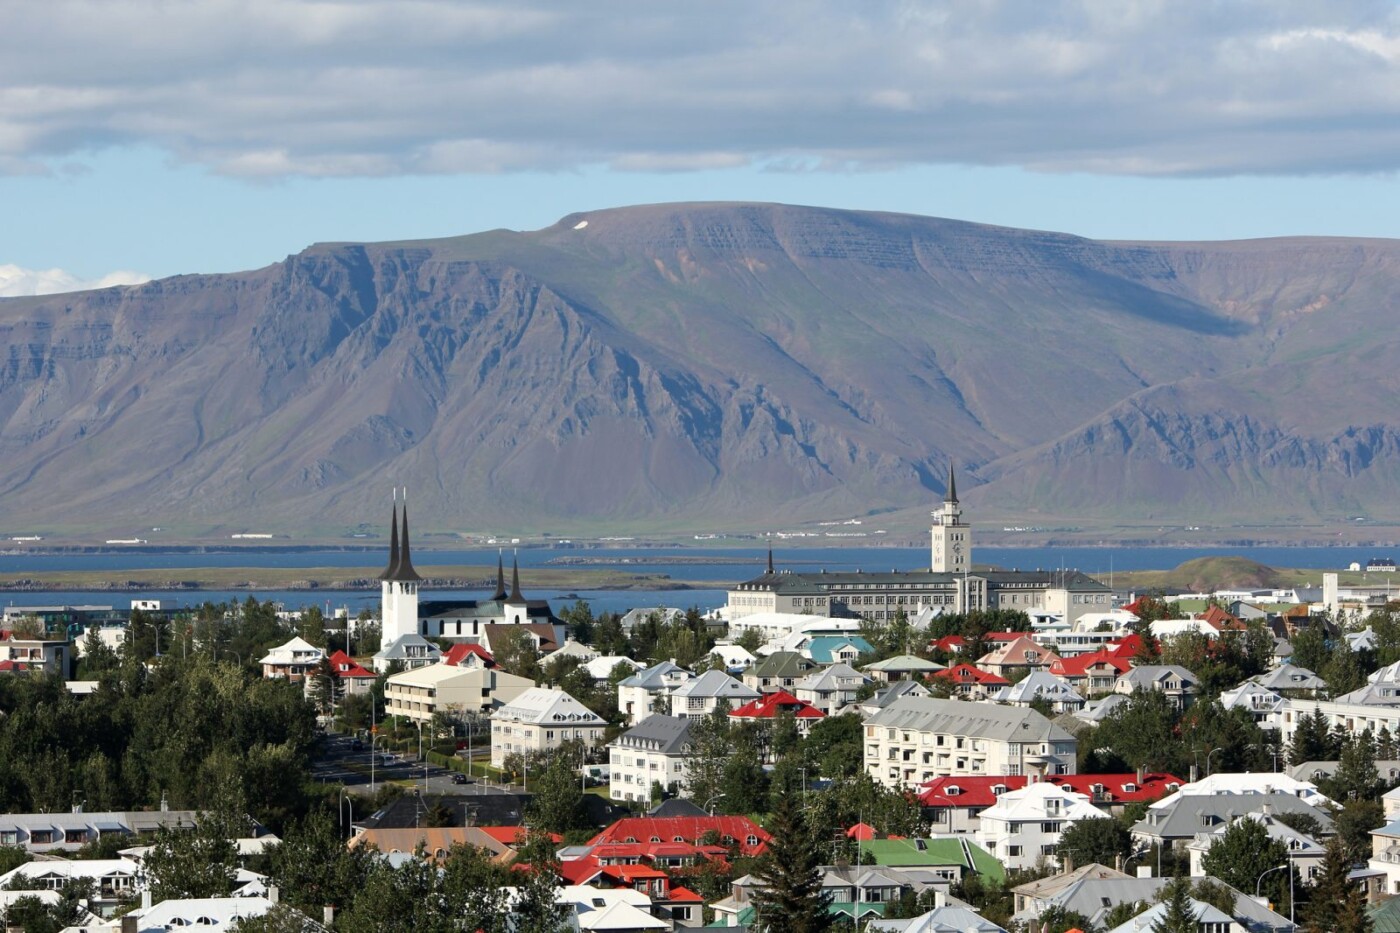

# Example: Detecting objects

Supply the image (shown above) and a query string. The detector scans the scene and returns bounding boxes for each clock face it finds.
[953,542,963,554]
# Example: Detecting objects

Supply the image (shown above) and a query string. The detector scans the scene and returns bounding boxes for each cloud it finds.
[0,265,151,297]
[1,1,1399,179]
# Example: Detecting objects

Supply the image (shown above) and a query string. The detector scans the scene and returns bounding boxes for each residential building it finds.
[1113,665,1200,709]
[742,650,818,693]
[588,815,771,858]
[795,663,870,715]
[865,655,946,684]
[975,781,1109,872]
[1187,812,1325,881]
[1102,898,1243,933]
[0,632,70,677]
[608,715,694,804]
[0,810,202,855]
[728,690,825,743]
[863,697,1077,790]
[1131,792,1334,852]
[665,670,760,721]
[324,649,376,697]
[918,773,1184,835]
[991,671,1084,713]
[385,661,534,723]
[931,664,1009,700]
[371,632,441,673]
[257,636,325,682]
[617,661,694,726]
[490,687,608,766]
[976,635,1059,680]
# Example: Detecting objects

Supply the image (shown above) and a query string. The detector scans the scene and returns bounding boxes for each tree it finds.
[1305,835,1371,933]
[77,627,120,678]
[142,805,243,901]
[1152,877,1201,933]
[1322,729,1383,802]
[511,831,572,933]
[1103,901,1150,930]
[492,628,542,681]
[750,793,834,933]
[1333,798,1385,864]
[524,740,587,835]
[1038,905,1094,933]
[1289,707,1335,765]
[1200,818,1291,915]
[230,903,325,932]
[1290,624,1330,677]
[1056,816,1131,868]
[804,714,863,778]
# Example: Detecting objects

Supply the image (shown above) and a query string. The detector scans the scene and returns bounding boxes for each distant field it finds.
[1108,556,1381,593]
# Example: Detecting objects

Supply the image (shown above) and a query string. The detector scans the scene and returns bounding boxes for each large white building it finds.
[378,489,422,645]
[385,662,535,723]
[491,687,608,766]
[863,697,1078,790]
[608,714,694,804]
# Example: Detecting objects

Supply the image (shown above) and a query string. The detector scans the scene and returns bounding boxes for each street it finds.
[312,731,526,798]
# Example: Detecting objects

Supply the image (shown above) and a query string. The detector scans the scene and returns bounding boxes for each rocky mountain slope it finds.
[2,202,1399,537]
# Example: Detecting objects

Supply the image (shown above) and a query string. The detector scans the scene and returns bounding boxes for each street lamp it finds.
[1206,747,1223,777]
[339,789,353,833]
[705,793,726,816]
[1255,862,1294,922]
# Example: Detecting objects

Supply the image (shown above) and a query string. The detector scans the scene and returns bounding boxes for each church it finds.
[726,467,1112,625]
[376,490,561,648]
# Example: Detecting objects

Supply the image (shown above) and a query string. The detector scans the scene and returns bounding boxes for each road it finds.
[312,731,523,798]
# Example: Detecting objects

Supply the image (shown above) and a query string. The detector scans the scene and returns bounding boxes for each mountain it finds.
[2,202,1400,539]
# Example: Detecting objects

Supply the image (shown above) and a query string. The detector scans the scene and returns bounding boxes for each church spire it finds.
[944,464,959,503]
[378,489,400,581]
[508,551,523,602]
[492,550,507,601]
[393,487,422,582]
[767,536,774,575]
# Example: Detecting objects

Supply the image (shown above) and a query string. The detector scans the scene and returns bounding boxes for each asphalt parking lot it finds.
[312,731,520,797]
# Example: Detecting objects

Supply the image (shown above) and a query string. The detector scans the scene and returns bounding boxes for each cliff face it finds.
[3,202,1400,535]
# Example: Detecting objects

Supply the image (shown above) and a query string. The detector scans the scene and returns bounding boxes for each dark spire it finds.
[492,550,507,601]
[944,464,959,503]
[507,551,523,602]
[767,537,774,575]
[394,487,422,582]
[378,492,400,581]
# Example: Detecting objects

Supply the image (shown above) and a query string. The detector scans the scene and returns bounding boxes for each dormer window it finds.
[1123,783,1137,794]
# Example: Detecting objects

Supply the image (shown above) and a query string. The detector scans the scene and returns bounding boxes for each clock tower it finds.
[931,465,970,574]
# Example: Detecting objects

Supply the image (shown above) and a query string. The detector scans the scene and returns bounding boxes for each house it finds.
[385,661,535,723]
[619,607,688,632]
[1113,665,1200,709]
[855,836,1004,886]
[728,690,825,742]
[1103,898,1243,933]
[257,636,326,682]
[0,857,141,913]
[1219,681,1285,722]
[975,635,1059,680]
[609,715,694,804]
[918,773,1183,835]
[583,655,644,682]
[742,650,818,693]
[1049,648,1133,695]
[795,662,870,715]
[324,649,376,697]
[868,894,1012,933]
[707,644,756,674]
[931,664,1009,700]
[1187,812,1325,881]
[865,655,946,684]
[441,642,496,668]
[371,632,441,673]
[991,671,1084,712]
[0,631,70,677]
[479,623,564,657]
[1131,792,1334,852]
[107,895,322,933]
[666,670,760,721]
[490,687,608,766]
[846,680,931,717]
[0,809,203,855]
[589,815,771,858]
[975,781,1110,871]
[804,635,874,665]
[556,884,673,932]
[618,661,694,726]
[863,697,1077,790]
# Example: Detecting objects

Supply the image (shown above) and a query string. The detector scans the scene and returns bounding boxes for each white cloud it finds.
[0,265,151,297]
[0,1,1398,179]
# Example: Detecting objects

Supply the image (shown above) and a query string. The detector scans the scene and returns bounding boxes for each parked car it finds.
[451,773,474,785]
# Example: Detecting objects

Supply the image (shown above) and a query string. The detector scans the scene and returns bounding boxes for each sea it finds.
[0,544,1391,618]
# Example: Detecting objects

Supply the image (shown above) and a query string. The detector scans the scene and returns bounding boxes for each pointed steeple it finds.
[492,550,507,601]
[394,487,422,582]
[507,551,523,602]
[944,464,959,503]
[766,537,774,575]
[378,490,400,581]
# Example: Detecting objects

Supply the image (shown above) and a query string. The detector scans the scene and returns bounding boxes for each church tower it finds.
[931,465,970,574]
[379,488,422,643]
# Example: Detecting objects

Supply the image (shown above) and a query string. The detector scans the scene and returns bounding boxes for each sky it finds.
[4,0,1400,292]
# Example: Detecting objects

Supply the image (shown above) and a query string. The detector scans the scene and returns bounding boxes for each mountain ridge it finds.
[3,201,1399,538]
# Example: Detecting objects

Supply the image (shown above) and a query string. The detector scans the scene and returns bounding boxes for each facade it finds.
[371,633,441,673]
[863,697,1078,790]
[257,636,325,682]
[0,810,201,855]
[1113,665,1200,709]
[0,633,69,676]
[617,661,694,726]
[665,670,760,721]
[975,781,1110,872]
[490,687,608,766]
[742,651,818,693]
[378,489,422,645]
[385,662,535,723]
[608,714,694,803]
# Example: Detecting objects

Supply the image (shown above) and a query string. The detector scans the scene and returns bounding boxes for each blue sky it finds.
[4,2,1400,290]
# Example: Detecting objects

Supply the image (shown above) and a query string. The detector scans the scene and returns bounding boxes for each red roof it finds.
[476,826,559,848]
[668,886,704,903]
[918,772,1185,808]
[1196,605,1247,631]
[589,816,771,857]
[846,822,877,840]
[933,664,1008,686]
[327,650,375,679]
[986,632,1024,642]
[443,643,496,667]
[559,855,602,885]
[729,690,825,720]
[1049,648,1132,678]
[0,660,26,672]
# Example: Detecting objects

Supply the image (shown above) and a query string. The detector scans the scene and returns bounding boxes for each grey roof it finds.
[993,671,1083,705]
[612,714,693,755]
[1118,665,1198,688]
[1103,899,1234,933]
[1012,876,1295,933]
[373,633,441,660]
[864,697,1076,744]
[1131,792,1334,840]
[736,568,1108,592]
[869,905,1010,933]
[1253,664,1326,692]
[669,668,760,701]
[1074,693,1128,723]
[618,660,691,690]
[797,663,868,692]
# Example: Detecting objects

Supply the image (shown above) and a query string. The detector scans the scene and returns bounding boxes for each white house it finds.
[491,687,608,766]
[258,636,326,682]
[385,662,535,723]
[617,661,694,726]
[975,781,1109,872]
[794,663,870,715]
[666,670,760,722]
[608,714,694,804]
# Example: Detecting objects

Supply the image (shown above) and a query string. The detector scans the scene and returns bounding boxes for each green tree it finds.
[1056,816,1131,868]
[142,803,244,901]
[264,811,373,917]
[1334,798,1385,864]
[1305,835,1372,933]
[492,628,542,681]
[751,793,834,933]
[229,903,324,932]
[77,627,120,679]
[1152,877,1202,933]
[524,740,587,835]
[1200,818,1291,915]
[1103,901,1150,930]
[1290,624,1330,677]
[1322,729,1383,802]
[804,714,864,778]
[1038,905,1094,933]
[1289,707,1335,765]
[511,831,572,933]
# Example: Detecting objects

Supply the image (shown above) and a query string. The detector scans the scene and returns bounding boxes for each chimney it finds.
[1137,765,1145,784]
[324,905,336,927]
[1189,764,1198,783]
[268,885,279,905]
[121,917,138,933]
[140,889,152,910]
